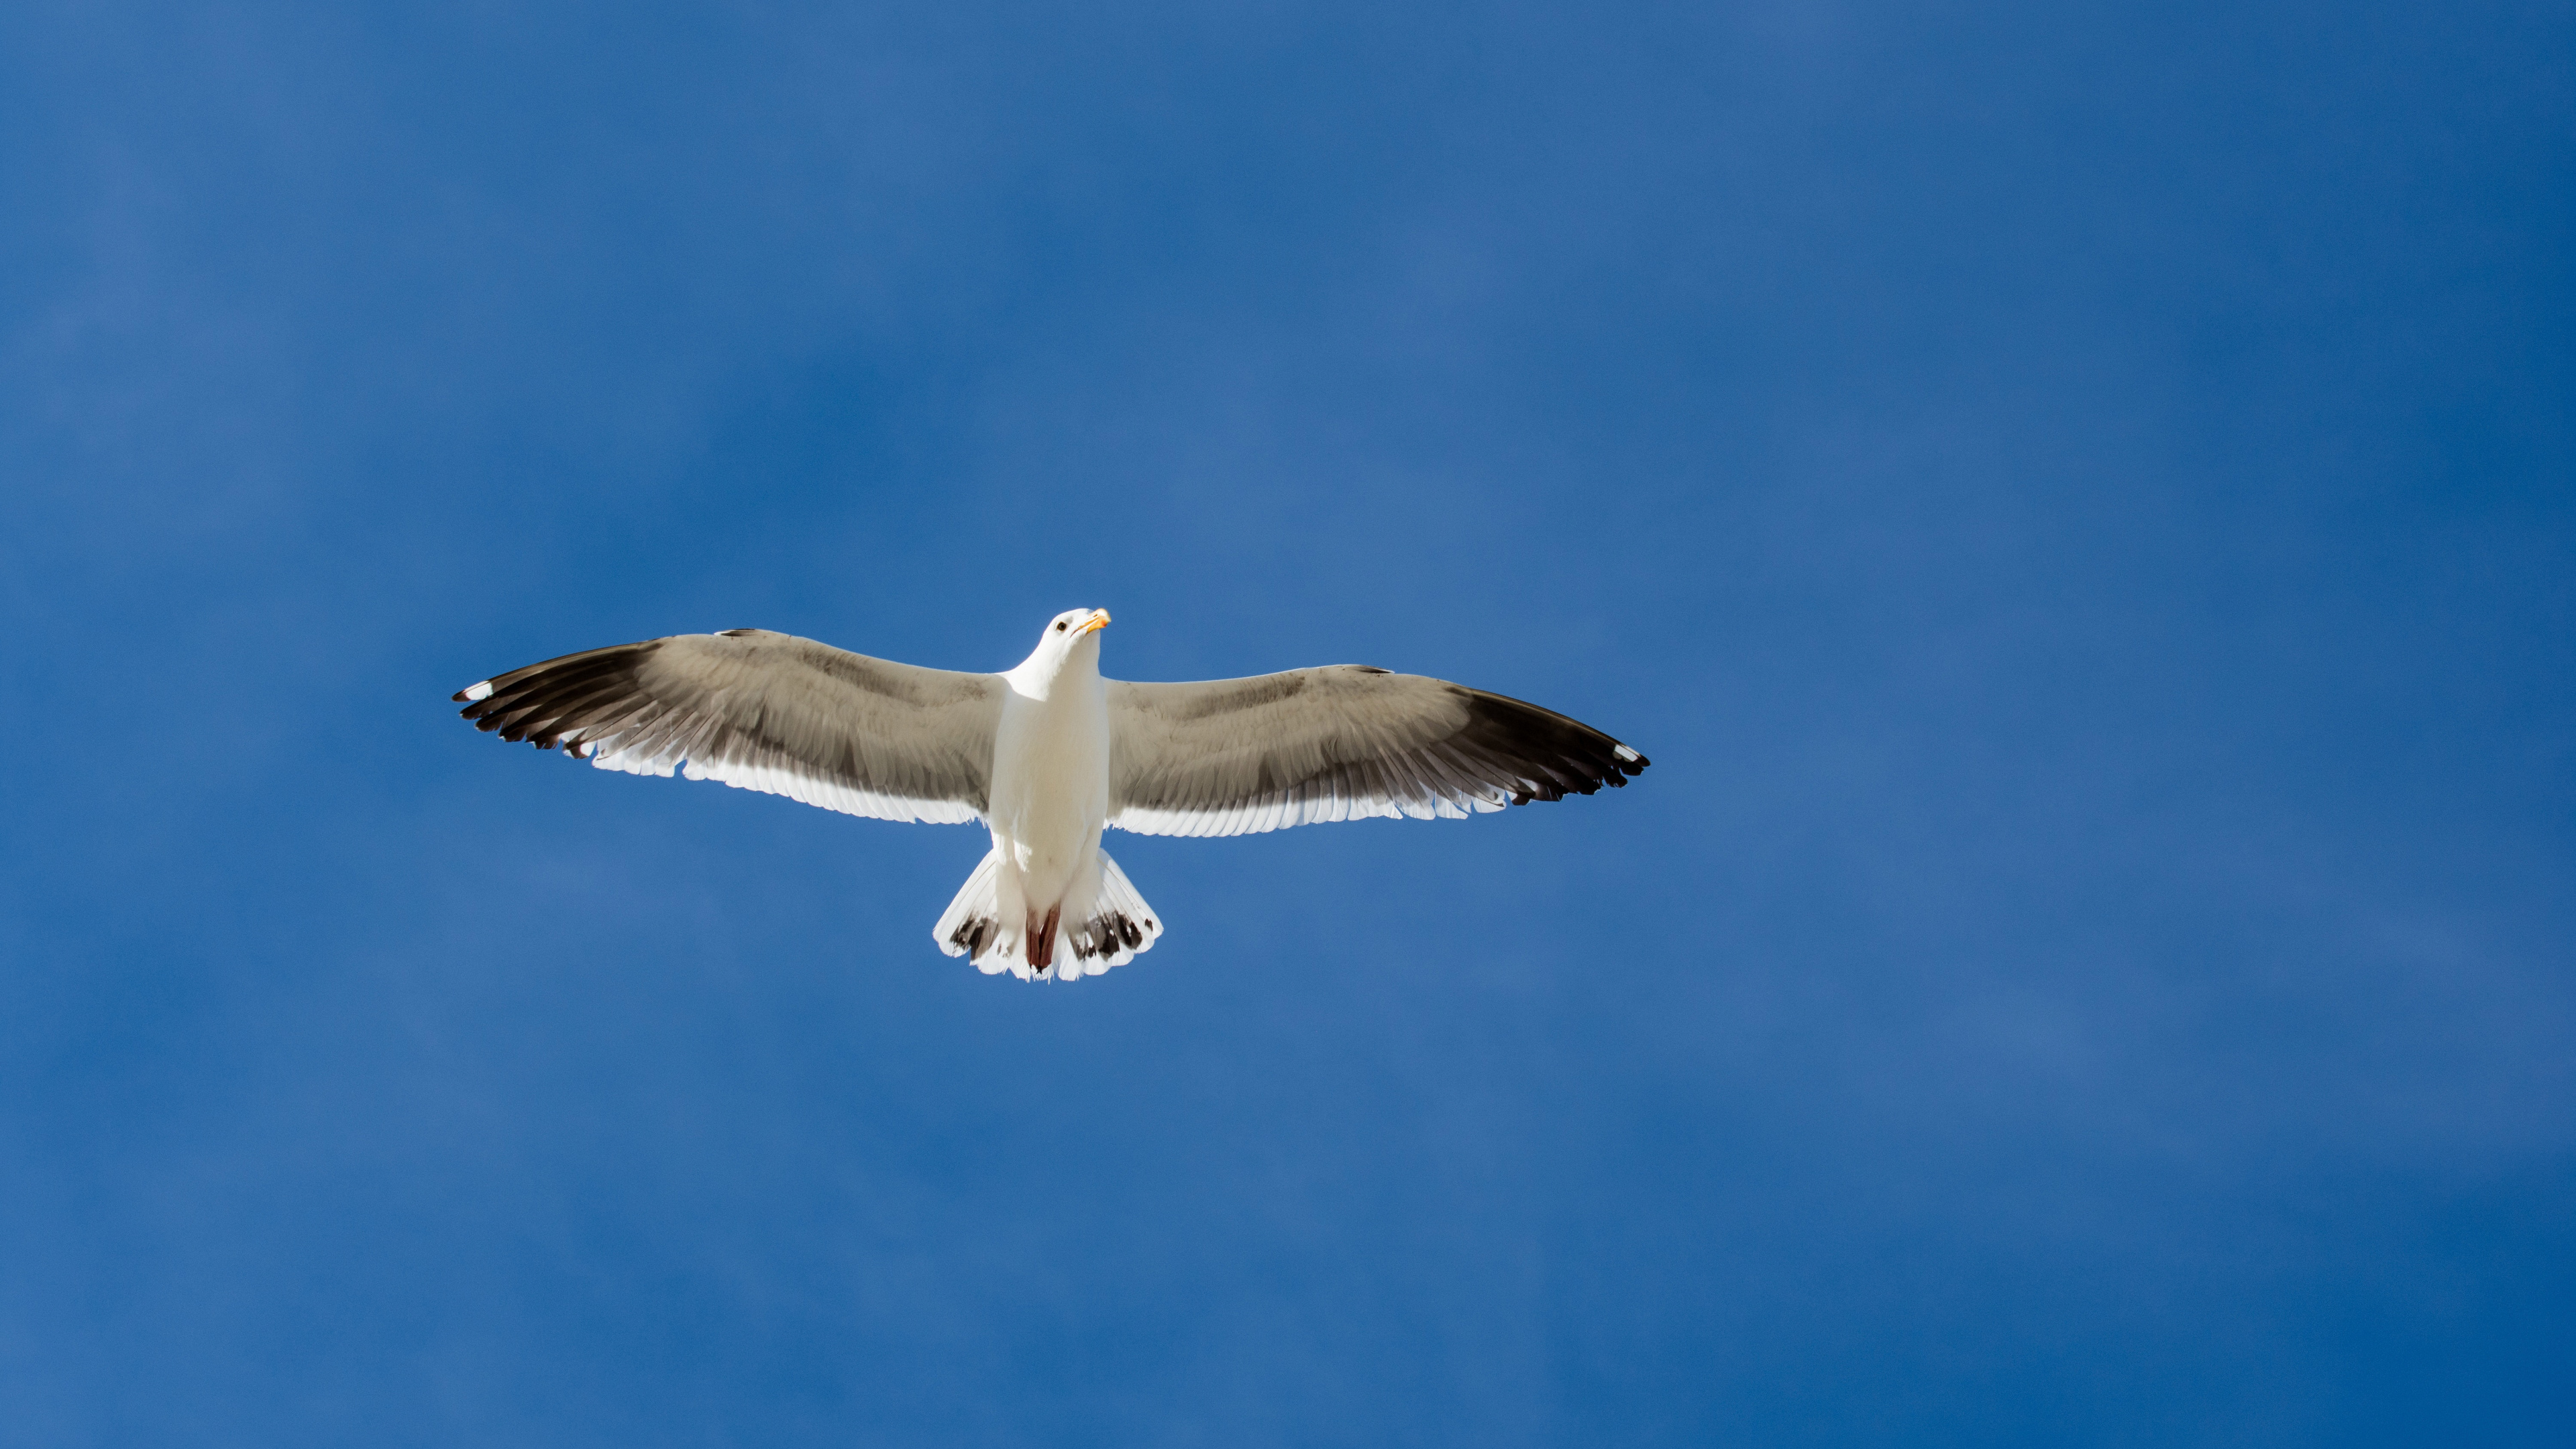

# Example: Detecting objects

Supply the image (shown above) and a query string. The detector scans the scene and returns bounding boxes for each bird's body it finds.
[980,621,1116,972]
[453,608,1647,981]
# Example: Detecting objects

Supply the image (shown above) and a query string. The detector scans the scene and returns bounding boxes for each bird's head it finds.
[1021,606,1110,678]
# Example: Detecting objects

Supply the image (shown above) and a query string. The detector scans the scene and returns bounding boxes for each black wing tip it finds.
[1459,689,1650,802]
[450,638,663,751]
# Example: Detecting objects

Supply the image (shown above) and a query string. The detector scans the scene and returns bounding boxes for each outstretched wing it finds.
[453,629,1004,824]
[1106,666,1648,838]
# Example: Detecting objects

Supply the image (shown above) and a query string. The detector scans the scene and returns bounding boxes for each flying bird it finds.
[451,610,1649,981]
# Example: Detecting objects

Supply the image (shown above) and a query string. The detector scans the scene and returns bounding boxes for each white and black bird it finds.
[452,609,1649,981]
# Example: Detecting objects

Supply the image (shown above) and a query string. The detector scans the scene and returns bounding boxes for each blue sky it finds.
[3,1,2569,1444]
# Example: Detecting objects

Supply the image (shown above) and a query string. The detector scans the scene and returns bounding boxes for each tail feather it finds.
[931,848,1004,963]
[932,847,1164,983]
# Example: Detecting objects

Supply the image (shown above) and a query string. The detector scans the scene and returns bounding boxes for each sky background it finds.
[3,1,2571,1444]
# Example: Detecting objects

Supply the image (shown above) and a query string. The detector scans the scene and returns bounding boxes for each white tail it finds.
[932,846,1164,982]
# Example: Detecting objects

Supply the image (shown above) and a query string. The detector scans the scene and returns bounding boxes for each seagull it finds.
[452,610,1649,981]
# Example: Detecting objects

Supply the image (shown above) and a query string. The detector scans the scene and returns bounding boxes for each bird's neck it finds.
[1006,643,1100,702]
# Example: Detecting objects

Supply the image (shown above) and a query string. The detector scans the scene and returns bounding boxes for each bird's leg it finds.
[1026,904,1062,973]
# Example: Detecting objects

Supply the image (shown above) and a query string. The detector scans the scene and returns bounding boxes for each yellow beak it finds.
[1079,609,1111,635]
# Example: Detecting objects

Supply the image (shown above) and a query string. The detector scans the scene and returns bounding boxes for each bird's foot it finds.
[1024,904,1062,974]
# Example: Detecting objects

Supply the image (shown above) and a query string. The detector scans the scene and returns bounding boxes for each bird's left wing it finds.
[1106,666,1648,838]
[453,629,1003,824]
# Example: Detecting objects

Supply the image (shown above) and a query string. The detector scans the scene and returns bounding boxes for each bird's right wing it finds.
[1106,666,1648,837]
[453,629,1004,824]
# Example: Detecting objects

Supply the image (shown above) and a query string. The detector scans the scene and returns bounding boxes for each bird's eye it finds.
[1055,621,1067,632]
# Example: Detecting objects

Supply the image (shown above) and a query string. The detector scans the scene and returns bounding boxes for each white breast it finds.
[987,667,1110,896]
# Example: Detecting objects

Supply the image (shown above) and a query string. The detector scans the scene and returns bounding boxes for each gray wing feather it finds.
[1106,666,1648,838]
[453,629,1002,824]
